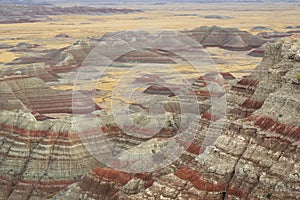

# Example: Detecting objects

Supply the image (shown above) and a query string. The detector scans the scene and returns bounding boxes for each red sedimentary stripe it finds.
[186,144,205,155]
[175,137,205,155]
[135,173,154,188]
[241,99,264,109]
[201,112,222,121]
[92,167,132,185]
[236,78,259,87]
[193,91,224,97]
[231,78,259,95]
[231,86,256,95]
[19,179,75,186]
[249,116,300,141]
[0,123,77,139]
[175,166,249,199]
[175,166,225,191]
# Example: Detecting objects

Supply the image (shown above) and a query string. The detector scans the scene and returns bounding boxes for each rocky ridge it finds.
[0,111,101,199]
[0,30,299,200]
[0,75,101,117]
[53,36,300,200]
[4,25,294,76]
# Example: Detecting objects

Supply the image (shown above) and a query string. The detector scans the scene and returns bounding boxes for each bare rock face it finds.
[53,168,155,200]
[4,26,272,73]
[0,73,103,199]
[0,75,101,117]
[188,26,267,50]
[0,63,59,82]
[6,40,101,84]
[55,34,71,38]
[220,33,251,51]
[115,49,176,64]
[0,111,100,199]
[1,28,299,199]
[134,74,165,84]
[9,40,96,68]
[192,72,233,101]
[257,31,292,39]
[248,42,271,57]
[251,26,273,31]
[53,36,300,200]
[143,84,177,96]
[66,168,133,199]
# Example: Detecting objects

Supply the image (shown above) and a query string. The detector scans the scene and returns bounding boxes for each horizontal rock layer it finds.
[54,36,300,200]
[0,75,101,117]
[1,30,300,200]
[0,111,100,199]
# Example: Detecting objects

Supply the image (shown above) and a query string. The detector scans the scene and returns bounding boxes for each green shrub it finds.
[297,73,300,81]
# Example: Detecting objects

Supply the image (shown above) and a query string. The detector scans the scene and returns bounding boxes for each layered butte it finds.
[0,29,299,200]
[0,111,101,199]
[0,75,101,116]
[53,36,300,200]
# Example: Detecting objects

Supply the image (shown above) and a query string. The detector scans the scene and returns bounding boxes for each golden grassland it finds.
[1,2,299,104]
[0,3,299,45]
[0,2,299,63]
[204,47,262,77]
[50,85,74,90]
[0,50,18,63]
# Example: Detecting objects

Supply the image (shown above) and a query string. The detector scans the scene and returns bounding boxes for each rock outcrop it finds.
[248,42,271,57]
[115,49,176,64]
[4,26,282,74]
[0,63,59,82]
[0,111,100,199]
[188,26,267,50]
[0,75,101,117]
[134,74,165,84]
[251,26,273,31]
[53,36,300,200]
[1,28,300,200]
[6,39,99,80]
[257,31,292,39]
[143,84,180,96]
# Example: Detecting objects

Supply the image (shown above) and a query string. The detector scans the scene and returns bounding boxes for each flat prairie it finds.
[0,2,299,83]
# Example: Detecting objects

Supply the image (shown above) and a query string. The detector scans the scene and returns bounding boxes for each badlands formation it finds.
[0,26,299,200]
[53,35,300,200]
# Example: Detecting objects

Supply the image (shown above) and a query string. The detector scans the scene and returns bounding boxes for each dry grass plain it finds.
[0,2,299,110]
[1,3,299,39]
[1,2,299,64]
